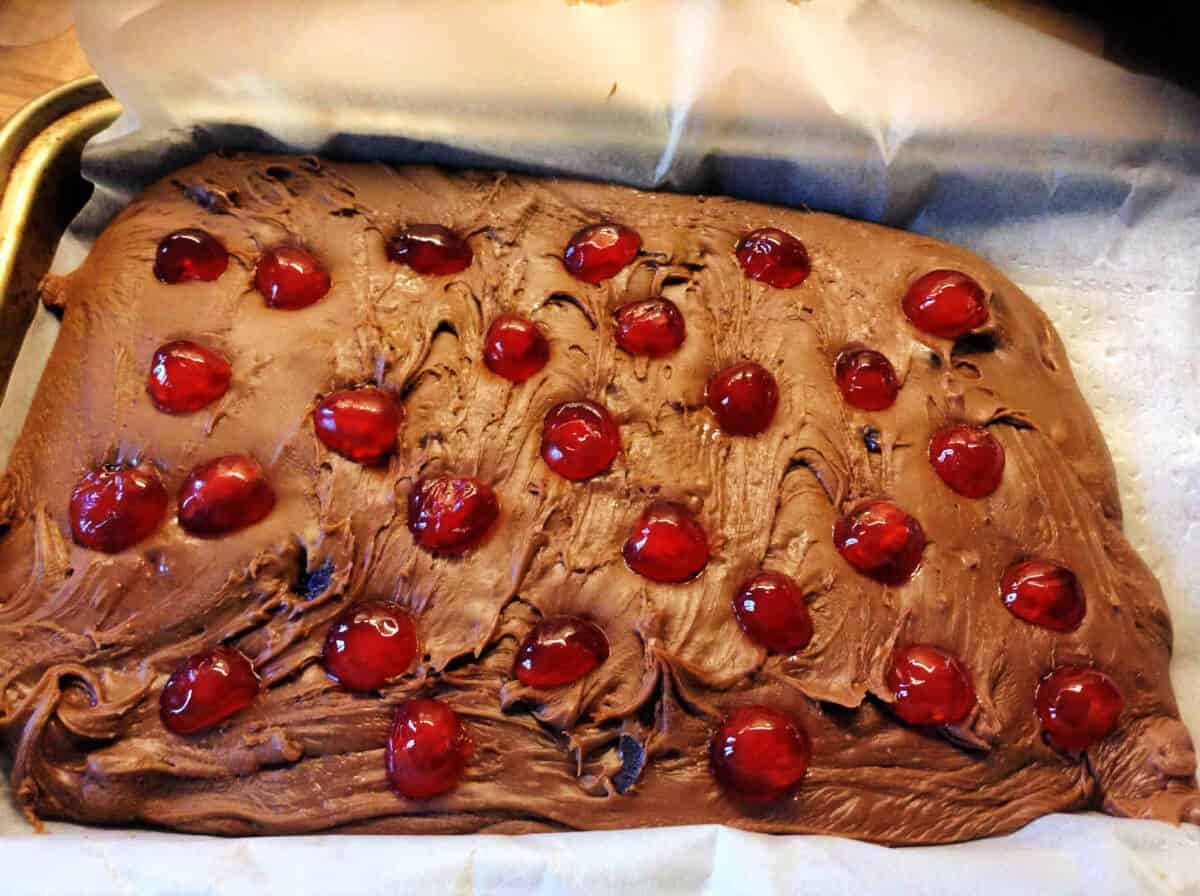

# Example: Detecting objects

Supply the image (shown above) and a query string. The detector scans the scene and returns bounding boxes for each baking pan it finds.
[0,76,119,398]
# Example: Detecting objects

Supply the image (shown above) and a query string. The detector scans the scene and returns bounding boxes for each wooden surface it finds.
[0,1,1104,127]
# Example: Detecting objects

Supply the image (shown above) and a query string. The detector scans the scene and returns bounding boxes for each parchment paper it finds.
[2,1,1199,893]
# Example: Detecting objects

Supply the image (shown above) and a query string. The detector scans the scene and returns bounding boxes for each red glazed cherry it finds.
[1036,667,1123,752]
[540,400,620,481]
[833,500,926,585]
[563,223,641,284]
[929,423,1005,498]
[177,454,275,537]
[514,616,610,688]
[387,698,474,799]
[254,246,331,310]
[408,475,499,554]
[902,269,989,339]
[886,645,976,726]
[323,601,418,692]
[313,387,402,465]
[159,646,259,735]
[834,348,899,411]
[483,314,550,383]
[622,501,709,583]
[733,572,813,653]
[734,228,811,289]
[614,297,686,357]
[154,229,228,283]
[706,362,779,436]
[69,464,168,553]
[1002,559,1086,632]
[147,340,232,414]
[386,224,472,275]
[709,705,811,801]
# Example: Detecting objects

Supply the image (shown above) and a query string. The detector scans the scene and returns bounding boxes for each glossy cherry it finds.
[154,229,228,283]
[622,501,709,583]
[733,572,813,653]
[159,646,260,735]
[902,269,989,339]
[483,314,550,383]
[514,616,610,689]
[929,423,1005,498]
[177,454,276,537]
[386,698,474,799]
[407,475,499,554]
[614,297,686,357]
[313,387,402,465]
[386,224,473,275]
[323,601,418,692]
[834,348,899,411]
[1036,666,1123,752]
[833,500,926,585]
[709,705,811,801]
[563,223,641,284]
[69,464,168,553]
[706,362,779,436]
[734,228,811,289]
[886,645,976,726]
[147,340,232,414]
[1001,559,1086,632]
[254,246,331,310]
[540,400,621,481]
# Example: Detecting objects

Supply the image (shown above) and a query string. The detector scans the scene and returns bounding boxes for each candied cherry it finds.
[386,698,474,799]
[70,463,168,553]
[902,269,989,339]
[154,229,228,283]
[514,616,610,689]
[733,571,813,653]
[709,705,811,801]
[833,500,926,585]
[540,400,620,481]
[386,224,472,275]
[1001,558,1086,632]
[834,348,899,411]
[177,454,275,537]
[929,423,1005,498]
[254,246,331,310]
[408,475,499,554]
[563,223,641,284]
[614,297,686,357]
[323,601,418,692]
[313,387,402,465]
[622,501,709,583]
[147,340,232,414]
[886,645,976,726]
[483,314,550,383]
[734,228,811,289]
[160,646,259,735]
[1036,666,1123,752]
[706,362,779,436]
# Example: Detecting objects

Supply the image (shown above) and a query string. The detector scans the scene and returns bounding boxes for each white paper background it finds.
[2,1,1199,893]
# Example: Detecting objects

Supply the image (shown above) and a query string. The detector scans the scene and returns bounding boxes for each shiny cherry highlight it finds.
[540,400,620,481]
[709,705,811,801]
[514,616,610,689]
[313,387,402,465]
[407,475,499,554]
[386,698,474,799]
[160,646,260,735]
[323,601,418,692]
[622,501,709,583]
[833,500,926,585]
[70,464,168,553]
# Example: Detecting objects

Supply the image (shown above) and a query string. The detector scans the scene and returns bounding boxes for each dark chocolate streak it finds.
[0,155,1196,842]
